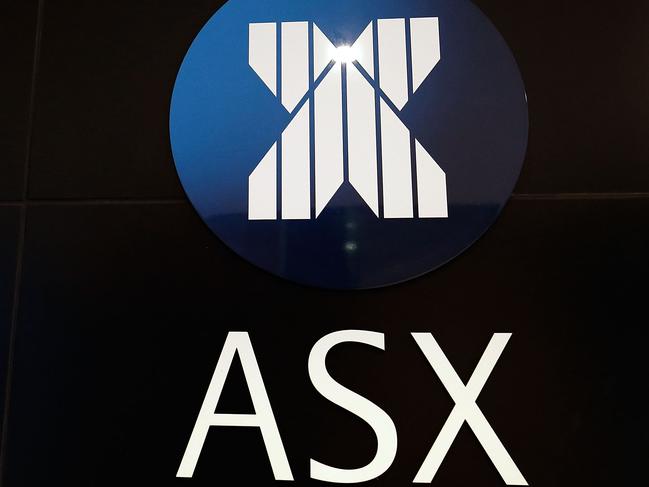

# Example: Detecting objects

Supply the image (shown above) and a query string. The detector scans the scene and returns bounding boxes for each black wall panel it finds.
[0,209,20,430]
[479,0,649,194]
[1,1,647,486]
[0,0,39,200]
[3,199,648,485]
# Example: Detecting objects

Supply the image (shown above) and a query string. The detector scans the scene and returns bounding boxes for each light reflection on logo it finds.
[170,0,528,289]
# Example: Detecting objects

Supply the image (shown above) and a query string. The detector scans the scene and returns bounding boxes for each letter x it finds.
[248,19,448,221]
[412,333,528,485]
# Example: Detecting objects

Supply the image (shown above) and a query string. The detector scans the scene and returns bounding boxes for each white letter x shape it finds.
[412,333,528,485]
[248,19,448,221]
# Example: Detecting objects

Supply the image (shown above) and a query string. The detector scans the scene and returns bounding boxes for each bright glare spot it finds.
[332,45,358,64]
[344,241,358,252]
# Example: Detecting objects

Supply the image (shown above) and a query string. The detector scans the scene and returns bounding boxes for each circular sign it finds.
[170,0,528,289]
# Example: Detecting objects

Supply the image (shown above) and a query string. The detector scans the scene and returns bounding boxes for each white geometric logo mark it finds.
[248,18,447,220]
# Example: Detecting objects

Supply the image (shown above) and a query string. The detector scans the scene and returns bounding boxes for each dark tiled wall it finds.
[0,210,19,431]
[1,1,647,486]
[0,0,39,199]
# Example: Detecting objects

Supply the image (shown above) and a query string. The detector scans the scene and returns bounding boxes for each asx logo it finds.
[177,331,528,485]
[247,19,448,221]
[170,0,529,289]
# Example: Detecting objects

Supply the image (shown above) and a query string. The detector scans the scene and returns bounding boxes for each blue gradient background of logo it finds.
[170,0,528,289]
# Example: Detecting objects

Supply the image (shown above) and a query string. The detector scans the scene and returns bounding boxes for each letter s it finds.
[308,330,398,483]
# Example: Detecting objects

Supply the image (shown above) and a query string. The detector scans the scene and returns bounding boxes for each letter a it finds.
[177,332,293,480]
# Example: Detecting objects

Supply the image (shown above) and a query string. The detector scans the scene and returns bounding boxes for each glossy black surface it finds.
[1,0,648,486]
[27,0,223,199]
[476,0,649,194]
[3,199,648,485]
[0,209,19,429]
[0,1,38,200]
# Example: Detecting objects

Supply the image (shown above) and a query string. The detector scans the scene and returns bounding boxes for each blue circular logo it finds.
[170,0,528,289]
